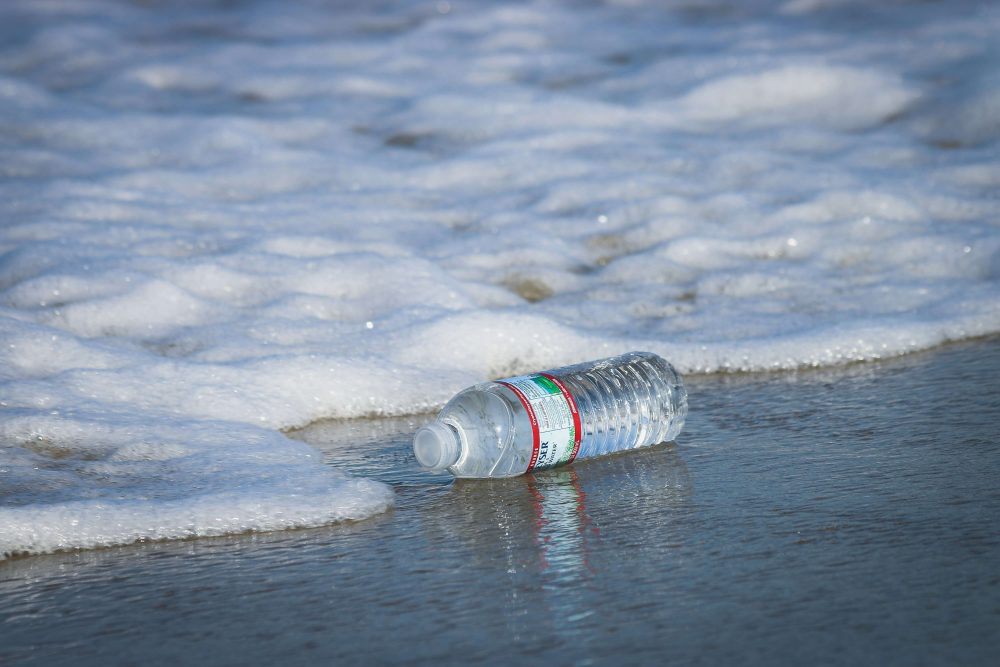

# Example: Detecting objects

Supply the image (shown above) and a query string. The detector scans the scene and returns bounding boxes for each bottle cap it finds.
[413,421,461,470]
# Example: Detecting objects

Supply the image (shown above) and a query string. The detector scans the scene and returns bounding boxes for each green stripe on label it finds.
[534,375,560,395]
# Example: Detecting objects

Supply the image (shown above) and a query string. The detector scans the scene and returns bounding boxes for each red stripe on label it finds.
[496,380,541,471]
[540,373,582,463]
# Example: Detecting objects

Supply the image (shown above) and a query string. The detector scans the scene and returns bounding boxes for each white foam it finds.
[0,411,394,559]
[1,0,999,558]
[672,65,917,131]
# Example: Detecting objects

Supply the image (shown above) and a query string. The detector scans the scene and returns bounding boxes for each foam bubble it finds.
[673,65,918,131]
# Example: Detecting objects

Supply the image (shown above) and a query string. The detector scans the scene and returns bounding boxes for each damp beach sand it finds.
[3,336,998,666]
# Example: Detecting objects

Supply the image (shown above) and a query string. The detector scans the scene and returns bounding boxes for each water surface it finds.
[3,338,998,665]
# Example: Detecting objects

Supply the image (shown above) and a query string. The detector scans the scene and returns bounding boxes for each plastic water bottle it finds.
[413,352,687,478]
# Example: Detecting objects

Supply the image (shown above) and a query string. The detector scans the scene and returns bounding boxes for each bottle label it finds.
[496,373,581,471]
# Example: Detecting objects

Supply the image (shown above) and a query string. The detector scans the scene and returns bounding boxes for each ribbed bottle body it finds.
[551,352,687,461]
[414,352,687,479]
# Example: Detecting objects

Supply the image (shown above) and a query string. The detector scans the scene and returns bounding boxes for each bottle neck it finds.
[413,421,461,470]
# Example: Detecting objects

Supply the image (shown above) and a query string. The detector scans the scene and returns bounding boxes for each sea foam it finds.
[2,0,999,558]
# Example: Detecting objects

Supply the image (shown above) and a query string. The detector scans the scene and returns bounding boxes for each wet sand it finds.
[2,338,999,666]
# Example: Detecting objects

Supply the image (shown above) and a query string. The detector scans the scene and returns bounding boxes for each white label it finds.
[498,373,580,471]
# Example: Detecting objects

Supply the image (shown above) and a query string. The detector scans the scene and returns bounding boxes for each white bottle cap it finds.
[413,421,461,470]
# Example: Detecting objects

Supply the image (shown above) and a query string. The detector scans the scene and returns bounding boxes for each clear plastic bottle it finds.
[413,352,687,478]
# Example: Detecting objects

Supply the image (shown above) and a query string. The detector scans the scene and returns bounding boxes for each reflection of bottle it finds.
[526,469,595,579]
[413,352,688,478]
[418,443,693,651]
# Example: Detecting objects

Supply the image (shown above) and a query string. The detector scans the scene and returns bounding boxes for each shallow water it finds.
[3,337,998,666]
[3,0,1000,557]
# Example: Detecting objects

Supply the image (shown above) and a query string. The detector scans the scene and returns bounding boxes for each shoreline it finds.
[284,332,1000,432]
[3,333,996,566]
[3,335,998,666]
